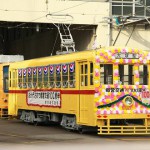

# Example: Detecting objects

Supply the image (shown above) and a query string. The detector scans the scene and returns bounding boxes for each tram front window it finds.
[139,65,148,85]
[100,64,113,84]
[119,65,133,85]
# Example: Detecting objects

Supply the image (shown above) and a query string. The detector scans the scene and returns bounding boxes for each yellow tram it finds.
[3,47,150,135]
[0,55,24,117]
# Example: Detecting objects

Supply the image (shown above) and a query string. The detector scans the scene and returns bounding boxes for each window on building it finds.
[112,0,150,17]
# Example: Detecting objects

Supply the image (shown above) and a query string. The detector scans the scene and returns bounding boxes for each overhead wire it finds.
[5,1,90,29]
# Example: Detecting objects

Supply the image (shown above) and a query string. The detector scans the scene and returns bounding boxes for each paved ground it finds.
[0,119,150,150]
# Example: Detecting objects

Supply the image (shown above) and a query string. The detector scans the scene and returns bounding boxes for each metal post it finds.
[108,0,112,46]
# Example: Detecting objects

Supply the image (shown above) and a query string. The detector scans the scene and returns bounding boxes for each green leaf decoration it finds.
[97,94,150,109]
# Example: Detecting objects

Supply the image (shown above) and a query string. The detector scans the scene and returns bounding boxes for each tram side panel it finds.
[8,59,80,125]
[8,54,96,127]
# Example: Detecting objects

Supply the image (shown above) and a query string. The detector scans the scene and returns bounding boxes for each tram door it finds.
[78,61,94,125]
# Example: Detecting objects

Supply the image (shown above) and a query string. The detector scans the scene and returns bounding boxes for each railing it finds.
[98,125,150,135]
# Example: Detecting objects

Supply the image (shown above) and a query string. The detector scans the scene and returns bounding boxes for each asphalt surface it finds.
[0,119,150,150]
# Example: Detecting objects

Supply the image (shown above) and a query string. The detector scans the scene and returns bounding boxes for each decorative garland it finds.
[97,94,150,109]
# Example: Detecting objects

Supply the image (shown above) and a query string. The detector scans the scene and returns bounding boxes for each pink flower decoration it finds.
[115,49,118,53]
[110,95,114,99]
[102,99,106,103]
[114,72,119,76]
[135,74,139,78]
[132,49,135,53]
[116,102,120,107]
[142,85,146,88]
[121,92,125,97]
[103,110,107,115]
[96,57,100,63]
[105,96,109,99]
[129,92,132,95]
[116,110,119,114]
[95,87,99,92]
[114,84,119,88]
[129,85,132,89]
[95,102,100,107]
[135,102,138,107]
[128,59,132,63]
[122,49,126,54]
[146,110,149,114]
[106,85,111,88]
[100,52,103,56]
[97,110,101,115]
[116,95,120,99]
[95,71,99,77]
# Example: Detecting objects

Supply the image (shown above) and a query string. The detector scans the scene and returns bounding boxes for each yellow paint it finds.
[1,46,150,135]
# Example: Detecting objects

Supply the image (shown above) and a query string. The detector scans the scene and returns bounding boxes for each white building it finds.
[0,0,150,59]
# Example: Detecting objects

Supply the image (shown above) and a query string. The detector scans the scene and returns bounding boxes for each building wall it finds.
[112,26,150,50]
[0,0,108,24]
[1,0,150,52]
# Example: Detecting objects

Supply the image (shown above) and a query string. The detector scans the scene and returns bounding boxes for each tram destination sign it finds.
[27,90,61,107]
[115,52,139,59]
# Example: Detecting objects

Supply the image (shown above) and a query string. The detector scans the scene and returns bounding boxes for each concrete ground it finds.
[0,119,150,150]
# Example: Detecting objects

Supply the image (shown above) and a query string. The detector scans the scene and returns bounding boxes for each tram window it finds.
[119,65,133,85]
[90,63,93,85]
[37,67,43,88]
[33,68,37,88]
[81,65,84,74]
[85,64,88,86]
[43,67,48,88]
[18,69,22,88]
[69,63,75,88]
[62,64,68,88]
[100,64,113,84]
[139,65,148,85]
[49,66,55,88]
[23,69,27,88]
[3,66,9,93]
[56,65,61,88]
[80,63,88,86]
[4,77,8,92]
[27,68,32,88]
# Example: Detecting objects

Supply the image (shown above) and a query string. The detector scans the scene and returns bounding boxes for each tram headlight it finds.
[124,96,133,106]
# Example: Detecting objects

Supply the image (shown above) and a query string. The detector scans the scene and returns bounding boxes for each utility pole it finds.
[108,0,112,46]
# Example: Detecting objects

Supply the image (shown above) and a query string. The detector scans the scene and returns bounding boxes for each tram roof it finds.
[8,47,149,69]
